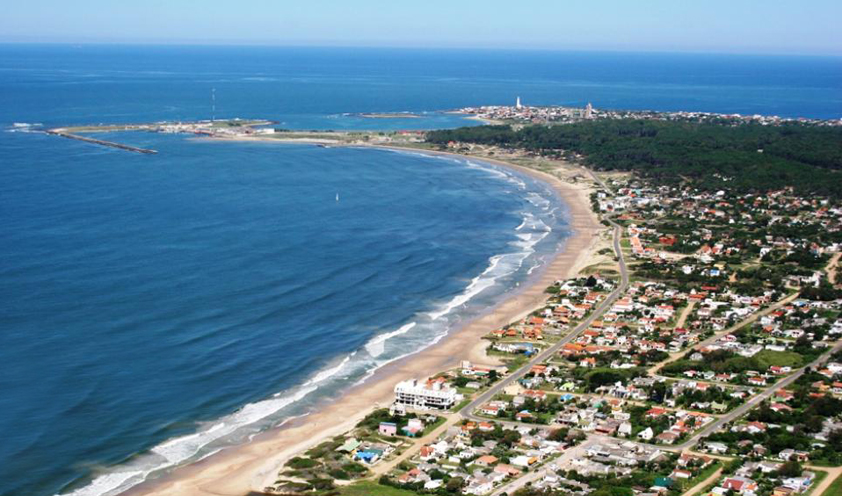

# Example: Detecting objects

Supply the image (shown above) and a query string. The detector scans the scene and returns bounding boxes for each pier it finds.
[47,130,158,155]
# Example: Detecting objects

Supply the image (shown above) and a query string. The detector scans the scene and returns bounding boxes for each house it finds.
[618,421,633,437]
[379,422,397,437]
[580,357,597,368]
[419,445,436,461]
[722,477,758,493]
[355,448,385,464]
[705,442,728,454]
[523,389,548,402]
[494,464,521,477]
[481,404,501,416]
[747,376,766,387]
[336,438,361,453]
[638,427,654,441]
[773,487,795,496]
[781,472,816,492]
[473,455,499,467]
[403,418,425,436]
[511,455,539,467]
[678,453,713,468]
[746,421,767,434]
[646,407,668,418]
[779,449,810,462]
[671,469,693,479]
[656,431,679,444]
[516,410,535,421]
[775,389,795,402]
[464,479,494,495]
[397,468,424,484]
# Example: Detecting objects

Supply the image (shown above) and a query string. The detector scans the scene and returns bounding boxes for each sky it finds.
[1,0,840,56]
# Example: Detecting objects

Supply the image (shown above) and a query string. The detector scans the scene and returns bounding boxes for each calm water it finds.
[0,45,840,496]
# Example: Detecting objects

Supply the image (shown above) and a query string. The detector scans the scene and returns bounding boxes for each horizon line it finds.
[1,40,840,59]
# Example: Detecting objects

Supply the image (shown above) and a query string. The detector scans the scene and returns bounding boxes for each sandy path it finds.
[675,301,696,329]
[682,467,722,496]
[807,466,842,496]
[650,292,799,375]
[124,148,603,496]
[828,252,841,286]
[369,414,461,477]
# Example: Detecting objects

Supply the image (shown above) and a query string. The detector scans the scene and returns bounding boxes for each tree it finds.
[446,477,465,492]
[778,460,802,477]
[548,428,569,442]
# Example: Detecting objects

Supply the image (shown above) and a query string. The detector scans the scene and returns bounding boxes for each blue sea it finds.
[0,45,840,496]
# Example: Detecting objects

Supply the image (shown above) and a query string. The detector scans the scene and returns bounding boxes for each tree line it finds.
[426,121,842,197]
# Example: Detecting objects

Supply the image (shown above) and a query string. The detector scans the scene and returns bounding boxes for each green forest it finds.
[425,121,842,196]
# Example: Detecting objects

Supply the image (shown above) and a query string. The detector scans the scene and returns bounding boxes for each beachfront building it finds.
[394,378,458,410]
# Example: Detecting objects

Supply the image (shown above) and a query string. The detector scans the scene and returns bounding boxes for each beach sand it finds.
[125,147,603,496]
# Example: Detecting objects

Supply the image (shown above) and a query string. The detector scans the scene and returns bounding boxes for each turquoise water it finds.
[0,45,839,496]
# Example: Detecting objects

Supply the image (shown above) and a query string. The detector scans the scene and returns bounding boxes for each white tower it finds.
[516,96,522,109]
[585,102,593,119]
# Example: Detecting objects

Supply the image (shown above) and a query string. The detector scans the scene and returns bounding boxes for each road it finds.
[649,292,800,375]
[682,467,723,496]
[675,301,696,330]
[490,442,589,496]
[828,252,841,286]
[460,213,629,424]
[806,465,842,496]
[667,339,842,452]
[370,414,462,477]
[449,166,841,493]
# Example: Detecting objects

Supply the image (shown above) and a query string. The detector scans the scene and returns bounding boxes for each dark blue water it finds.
[0,45,840,496]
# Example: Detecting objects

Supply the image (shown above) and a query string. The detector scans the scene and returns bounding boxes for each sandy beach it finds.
[125,146,603,496]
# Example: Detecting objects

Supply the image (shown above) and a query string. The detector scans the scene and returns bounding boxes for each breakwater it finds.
[47,130,158,154]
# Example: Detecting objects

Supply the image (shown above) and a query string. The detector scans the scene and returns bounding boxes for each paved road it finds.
[667,339,842,452]
[453,166,840,482]
[460,214,629,424]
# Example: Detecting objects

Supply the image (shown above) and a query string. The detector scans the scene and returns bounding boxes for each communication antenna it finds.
[212,88,216,122]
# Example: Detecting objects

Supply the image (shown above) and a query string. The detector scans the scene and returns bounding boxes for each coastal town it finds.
[455,100,842,127]
[35,110,842,496]
[251,123,842,496]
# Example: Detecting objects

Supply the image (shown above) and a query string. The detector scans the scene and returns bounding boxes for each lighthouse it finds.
[516,96,522,109]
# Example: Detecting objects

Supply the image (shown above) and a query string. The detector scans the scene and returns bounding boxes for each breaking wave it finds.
[56,152,568,496]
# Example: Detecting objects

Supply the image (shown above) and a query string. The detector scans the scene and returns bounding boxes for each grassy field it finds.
[754,350,804,369]
[821,472,842,496]
[340,481,420,496]
[452,398,472,412]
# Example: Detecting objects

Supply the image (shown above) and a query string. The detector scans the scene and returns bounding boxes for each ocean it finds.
[0,45,839,496]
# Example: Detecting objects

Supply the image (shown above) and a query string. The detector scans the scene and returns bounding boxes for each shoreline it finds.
[123,145,603,496]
